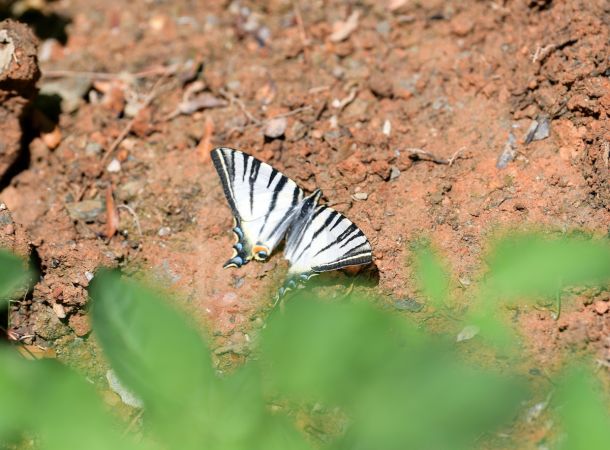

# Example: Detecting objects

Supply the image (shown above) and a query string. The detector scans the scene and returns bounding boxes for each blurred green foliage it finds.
[0,233,610,449]
[483,233,610,300]
[0,250,31,301]
[413,243,450,308]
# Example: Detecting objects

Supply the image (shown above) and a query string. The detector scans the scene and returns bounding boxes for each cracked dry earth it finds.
[0,1,609,439]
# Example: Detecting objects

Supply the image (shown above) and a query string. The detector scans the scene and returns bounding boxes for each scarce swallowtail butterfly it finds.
[211,147,373,297]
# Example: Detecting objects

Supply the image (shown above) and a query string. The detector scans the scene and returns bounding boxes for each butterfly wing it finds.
[211,147,304,268]
[284,203,373,278]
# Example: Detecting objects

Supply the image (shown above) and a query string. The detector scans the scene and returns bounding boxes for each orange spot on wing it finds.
[252,245,270,260]
[253,245,268,254]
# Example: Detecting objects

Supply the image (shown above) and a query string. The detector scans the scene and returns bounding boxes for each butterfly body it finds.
[211,147,373,296]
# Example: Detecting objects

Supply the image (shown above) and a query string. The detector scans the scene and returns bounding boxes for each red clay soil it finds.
[0,0,609,444]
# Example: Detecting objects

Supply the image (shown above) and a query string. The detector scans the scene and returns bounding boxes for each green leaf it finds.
[0,347,148,450]
[90,269,214,449]
[261,292,418,404]
[485,234,610,300]
[91,270,312,450]
[556,366,610,450]
[342,361,524,450]
[0,250,30,301]
[204,364,313,450]
[413,244,450,307]
[262,292,523,450]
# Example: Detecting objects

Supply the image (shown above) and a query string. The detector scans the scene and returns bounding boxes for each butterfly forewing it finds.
[211,147,304,266]
[284,204,373,276]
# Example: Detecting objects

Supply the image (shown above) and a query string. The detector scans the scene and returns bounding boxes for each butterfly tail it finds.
[273,272,317,305]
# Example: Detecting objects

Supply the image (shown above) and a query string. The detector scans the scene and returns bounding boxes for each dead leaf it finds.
[167,80,228,118]
[52,302,66,319]
[179,92,228,115]
[105,185,119,238]
[330,11,360,42]
[197,116,215,163]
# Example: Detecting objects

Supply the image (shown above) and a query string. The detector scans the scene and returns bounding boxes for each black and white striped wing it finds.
[211,147,304,268]
[284,204,373,277]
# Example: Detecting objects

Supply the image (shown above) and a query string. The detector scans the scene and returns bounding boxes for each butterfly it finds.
[211,147,373,297]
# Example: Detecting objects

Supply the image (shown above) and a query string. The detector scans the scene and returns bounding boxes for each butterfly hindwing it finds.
[284,203,373,277]
[211,147,304,267]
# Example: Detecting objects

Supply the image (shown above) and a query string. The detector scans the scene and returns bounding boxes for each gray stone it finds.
[394,298,424,312]
[40,77,91,113]
[66,199,105,222]
[84,142,103,156]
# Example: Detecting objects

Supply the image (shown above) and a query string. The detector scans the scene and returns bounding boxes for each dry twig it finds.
[76,75,169,201]
[403,147,465,165]
[293,0,310,61]
[105,185,119,238]
[219,88,262,126]
[331,88,358,111]
[101,74,168,167]
[42,65,180,81]
[270,105,313,120]
[123,410,144,436]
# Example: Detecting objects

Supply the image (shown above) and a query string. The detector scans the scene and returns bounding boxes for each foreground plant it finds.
[0,232,609,449]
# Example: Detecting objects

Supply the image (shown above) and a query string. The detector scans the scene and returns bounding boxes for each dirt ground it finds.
[0,0,609,446]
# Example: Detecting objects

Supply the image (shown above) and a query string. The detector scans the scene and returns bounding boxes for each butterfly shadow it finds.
[283,263,381,303]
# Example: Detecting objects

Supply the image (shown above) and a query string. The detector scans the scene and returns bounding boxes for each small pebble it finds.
[496,132,517,169]
[331,66,345,79]
[38,38,59,62]
[85,271,94,282]
[382,119,392,136]
[158,226,171,237]
[107,158,121,173]
[526,399,549,423]
[389,166,401,180]
[52,302,66,319]
[85,142,102,156]
[376,20,391,36]
[66,199,104,222]
[263,117,287,139]
[456,325,480,342]
[330,11,360,43]
[352,192,368,201]
[0,203,6,211]
[594,301,609,315]
[394,298,424,312]
[459,276,471,286]
[524,117,550,144]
